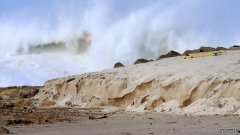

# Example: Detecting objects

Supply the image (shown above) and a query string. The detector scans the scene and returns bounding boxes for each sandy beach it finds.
[8,113,240,135]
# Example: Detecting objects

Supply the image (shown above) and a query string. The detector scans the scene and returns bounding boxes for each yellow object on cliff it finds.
[183,50,226,60]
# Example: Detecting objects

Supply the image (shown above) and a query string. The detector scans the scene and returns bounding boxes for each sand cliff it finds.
[35,50,240,115]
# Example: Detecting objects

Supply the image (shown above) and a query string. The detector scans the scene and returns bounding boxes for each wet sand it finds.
[8,113,240,135]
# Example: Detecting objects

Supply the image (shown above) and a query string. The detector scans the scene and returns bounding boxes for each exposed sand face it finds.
[35,50,240,115]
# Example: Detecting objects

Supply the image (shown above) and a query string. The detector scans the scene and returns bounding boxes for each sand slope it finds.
[35,50,240,115]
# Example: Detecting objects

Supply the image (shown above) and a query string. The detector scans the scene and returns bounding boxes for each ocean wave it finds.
[0,0,240,86]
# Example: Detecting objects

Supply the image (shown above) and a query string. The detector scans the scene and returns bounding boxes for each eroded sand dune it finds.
[35,50,240,115]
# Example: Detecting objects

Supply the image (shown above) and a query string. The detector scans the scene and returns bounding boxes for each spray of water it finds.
[0,0,240,86]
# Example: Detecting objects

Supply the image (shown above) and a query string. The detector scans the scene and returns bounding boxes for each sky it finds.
[1,0,240,43]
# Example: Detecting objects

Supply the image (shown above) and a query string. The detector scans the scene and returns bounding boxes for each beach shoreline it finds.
[8,112,240,135]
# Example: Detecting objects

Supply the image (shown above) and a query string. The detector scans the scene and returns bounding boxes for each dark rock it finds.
[157,51,181,60]
[66,78,75,83]
[5,119,34,125]
[65,101,72,107]
[114,62,125,68]
[20,89,39,99]
[0,102,15,109]
[199,46,215,52]
[133,59,149,64]
[0,127,9,134]
[89,114,108,120]
[228,45,240,50]
[182,49,200,55]
[215,47,227,50]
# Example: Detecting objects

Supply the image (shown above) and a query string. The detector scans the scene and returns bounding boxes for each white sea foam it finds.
[0,0,239,86]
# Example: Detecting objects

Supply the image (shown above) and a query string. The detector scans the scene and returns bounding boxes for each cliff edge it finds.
[34,50,240,115]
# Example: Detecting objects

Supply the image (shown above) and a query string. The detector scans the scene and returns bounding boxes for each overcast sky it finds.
[1,0,240,46]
